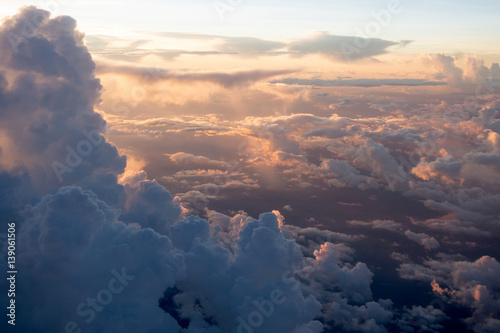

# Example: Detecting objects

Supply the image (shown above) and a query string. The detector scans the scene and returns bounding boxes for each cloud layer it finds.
[0,7,431,333]
[1,6,499,333]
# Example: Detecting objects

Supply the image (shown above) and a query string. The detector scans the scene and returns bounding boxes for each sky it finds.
[2,0,500,52]
[0,1,500,333]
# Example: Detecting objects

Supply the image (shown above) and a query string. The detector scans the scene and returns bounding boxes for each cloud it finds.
[397,305,448,333]
[347,219,402,232]
[390,252,410,263]
[86,32,289,61]
[1,8,406,333]
[107,115,233,136]
[0,170,39,222]
[321,159,379,189]
[465,57,500,84]
[356,138,409,191]
[298,242,394,332]
[88,30,411,63]
[96,62,297,88]
[398,255,500,332]
[214,36,286,54]
[287,31,409,61]
[312,242,373,303]
[404,230,440,250]
[424,53,500,89]
[412,155,463,185]
[0,6,127,201]
[166,152,231,169]
[271,78,447,87]
[113,96,500,240]
[424,53,464,87]
[119,171,184,234]
[287,225,356,246]
[192,179,260,191]
[108,90,500,240]
[2,6,500,333]
[147,31,288,55]
[411,214,492,238]
[15,186,183,332]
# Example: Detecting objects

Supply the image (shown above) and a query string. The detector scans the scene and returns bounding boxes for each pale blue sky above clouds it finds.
[1,0,499,55]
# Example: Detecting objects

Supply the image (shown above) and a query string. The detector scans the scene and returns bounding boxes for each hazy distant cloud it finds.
[192,179,260,191]
[109,94,500,242]
[215,36,286,53]
[166,152,230,169]
[410,215,492,238]
[150,31,287,54]
[287,31,410,61]
[107,115,234,137]
[272,77,447,87]
[424,53,464,87]
[88,32,290,61]
[424,53,500,89]
[96,62,297,88]
[112,99,500,244]
[89,30,410,62]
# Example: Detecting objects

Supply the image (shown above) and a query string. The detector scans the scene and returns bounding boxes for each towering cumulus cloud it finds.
[0,5,126,208]
[0,7,399,333]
